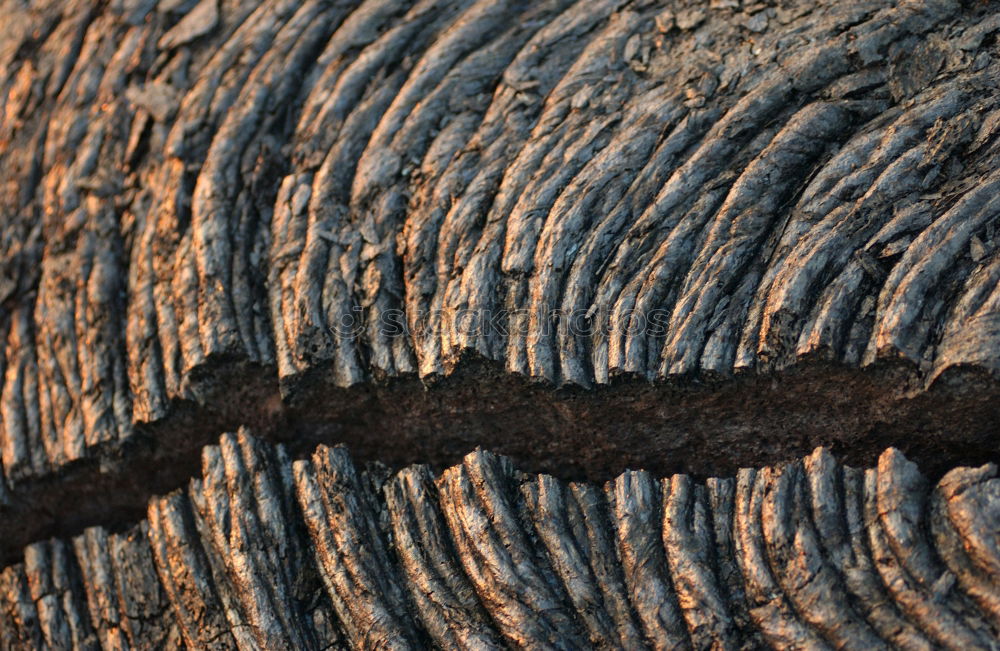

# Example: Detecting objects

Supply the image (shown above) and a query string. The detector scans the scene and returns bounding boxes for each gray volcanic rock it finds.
[2,0,1000,645]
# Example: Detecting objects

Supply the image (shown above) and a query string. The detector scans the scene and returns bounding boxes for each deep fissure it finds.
[2,355,998,566]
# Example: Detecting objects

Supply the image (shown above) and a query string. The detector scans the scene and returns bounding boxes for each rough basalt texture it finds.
[2,428,1000,649]
[3,0,1000,645]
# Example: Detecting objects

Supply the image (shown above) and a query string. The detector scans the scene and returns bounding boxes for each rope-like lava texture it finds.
[2,0,1000,489]
[0,428,997,649]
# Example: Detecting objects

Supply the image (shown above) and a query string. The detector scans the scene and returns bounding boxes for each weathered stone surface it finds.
[2,0,1000,643]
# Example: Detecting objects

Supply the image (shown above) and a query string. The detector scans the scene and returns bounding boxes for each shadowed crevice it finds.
[2,354,998,566]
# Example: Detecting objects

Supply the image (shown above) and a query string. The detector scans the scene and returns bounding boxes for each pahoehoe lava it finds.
[3,0,1000,647]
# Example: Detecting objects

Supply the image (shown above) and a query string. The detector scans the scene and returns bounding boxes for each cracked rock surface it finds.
[3,0,1000,645]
